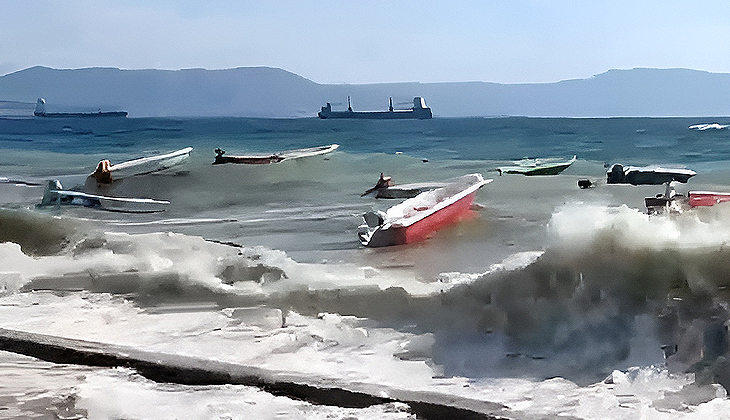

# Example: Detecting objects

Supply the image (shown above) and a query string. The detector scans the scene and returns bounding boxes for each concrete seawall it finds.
[0,328,511,420]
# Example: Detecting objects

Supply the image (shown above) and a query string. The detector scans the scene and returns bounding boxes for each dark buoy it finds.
[578,179,593,189]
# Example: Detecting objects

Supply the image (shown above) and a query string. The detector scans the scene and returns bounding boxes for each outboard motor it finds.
[606,164,625,184]
[363,210,386,227]
[39,180,63,206]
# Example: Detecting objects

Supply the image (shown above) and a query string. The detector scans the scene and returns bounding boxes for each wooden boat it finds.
[38,180,169,213]
[497,156,576,176]
[607,164,695,185]
[357,174,491,247]
[89,147,193,184]
[361,173,454,199]
[213,144,339,165]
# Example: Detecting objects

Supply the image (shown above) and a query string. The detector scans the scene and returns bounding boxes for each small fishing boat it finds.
[607,164,695,185]
[357,173,491,247]
[497,156,576,176]
[38,180,170,213]
[213,144,339,165]
[361,173,454,199]
[645,183,730,214]
[89,147,193,184]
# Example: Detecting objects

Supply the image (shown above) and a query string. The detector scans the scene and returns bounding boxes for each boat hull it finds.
[607,164,696,185]
[359,190,479,247]
[688,191,730,208]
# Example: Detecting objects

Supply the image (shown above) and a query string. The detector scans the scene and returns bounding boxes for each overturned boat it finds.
[38,180,170,213]
[497,156,576,176]
[607,164,696,185]
[357,173,491,247]
[318,97,432,120]
[213,144,338,165]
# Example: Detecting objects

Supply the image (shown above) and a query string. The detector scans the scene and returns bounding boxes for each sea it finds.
[2,116,730,419]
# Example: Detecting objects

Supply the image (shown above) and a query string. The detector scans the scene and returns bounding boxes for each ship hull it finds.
[318,110,432,120]
[35,111,128,118]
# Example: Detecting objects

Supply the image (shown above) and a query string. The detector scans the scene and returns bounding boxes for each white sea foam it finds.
[548,201,730,251]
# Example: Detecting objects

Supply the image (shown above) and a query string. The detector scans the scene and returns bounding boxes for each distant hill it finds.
[1,66,729,118]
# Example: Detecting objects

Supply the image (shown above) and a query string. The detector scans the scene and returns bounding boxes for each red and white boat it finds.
[645,183,730,214]
[357,173,491,247]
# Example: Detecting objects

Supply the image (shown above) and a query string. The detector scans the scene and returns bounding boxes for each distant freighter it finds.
[34,98,128,118]
[318,97,432,119]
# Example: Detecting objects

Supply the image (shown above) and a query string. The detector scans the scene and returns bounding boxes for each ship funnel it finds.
[34,98,46,116]
[413,97,427,109]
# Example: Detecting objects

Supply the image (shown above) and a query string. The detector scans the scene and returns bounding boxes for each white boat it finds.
[90,147,193,184]
[213,144,338,165]
[358,174,491,247]
[497,156,576,176]
[38,180,170,213]
[607,164,696,185]
[688,123,728,130]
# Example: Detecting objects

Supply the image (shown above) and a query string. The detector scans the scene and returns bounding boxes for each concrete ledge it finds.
[0,328,508,420]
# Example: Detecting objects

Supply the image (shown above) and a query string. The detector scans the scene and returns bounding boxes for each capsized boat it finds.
[38,180,170,213]
[357,174,491,247]
[89,147,193,184]
[497,156,576,176]
[213,144,339,165]
[607,164,695,185]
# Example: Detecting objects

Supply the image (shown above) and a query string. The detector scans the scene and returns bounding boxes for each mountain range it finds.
[0,66,728,118]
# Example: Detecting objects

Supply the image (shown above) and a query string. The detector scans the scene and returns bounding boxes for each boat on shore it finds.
[318,97,432,120]
[213,144,338,165]
[88,147,193,185]
[497,156,576,176]
[33,98,128,118]
[607,164,696,185]
[357,173,491,247]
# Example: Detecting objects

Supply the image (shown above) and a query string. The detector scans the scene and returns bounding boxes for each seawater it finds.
[3,116,730,418]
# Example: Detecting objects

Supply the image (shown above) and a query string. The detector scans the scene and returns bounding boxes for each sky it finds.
[2,1,730,85]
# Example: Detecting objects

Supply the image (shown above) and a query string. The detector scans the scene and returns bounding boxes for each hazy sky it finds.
[3,1,730,84]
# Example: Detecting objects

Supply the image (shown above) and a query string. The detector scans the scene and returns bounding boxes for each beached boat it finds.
[497,156,576,176]
[607,164,696,185]
[89,147,193,184]
[318,97,432,120]
[357,174,491,247]
[213,144,339,165]
[38,180,170,213]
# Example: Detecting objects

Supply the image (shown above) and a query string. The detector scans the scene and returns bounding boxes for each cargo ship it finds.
[318,97,432,119]
[34,98,128,118]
